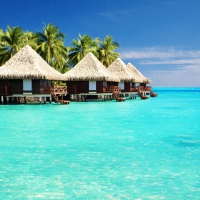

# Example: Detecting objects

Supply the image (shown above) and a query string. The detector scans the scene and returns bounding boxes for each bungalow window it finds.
[118,82,124,90]
[23,79,32,93]
[89,81,96,91]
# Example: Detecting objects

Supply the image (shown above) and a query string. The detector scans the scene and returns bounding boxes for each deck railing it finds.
[67,86,77,94]
[130,87,138,92]
[106,86,121,93]
[0,86,12,95]
[50,86,67,95]
[143,86,151,91]
[40,85,68,95]
[130,86,151,92]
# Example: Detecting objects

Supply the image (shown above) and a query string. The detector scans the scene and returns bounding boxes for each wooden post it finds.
[1,96,3,104]
[49,96,52,104]
[39,97,42,104]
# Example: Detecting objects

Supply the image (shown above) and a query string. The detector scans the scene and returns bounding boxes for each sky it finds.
[1,0,200,86]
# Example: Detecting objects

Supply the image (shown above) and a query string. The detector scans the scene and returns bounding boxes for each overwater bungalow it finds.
[107,58,140,99]
[127,63,157,97]
[63,52,123,101]
[0,45,68,104]
[107,58,157,99]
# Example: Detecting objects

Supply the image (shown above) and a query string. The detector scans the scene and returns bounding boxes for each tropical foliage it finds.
[35,23,68,72]
[96,35,120,67]
[0,24,120,70]
[24,31,38,50]
[0,26,24,65]
[68,34,98,67]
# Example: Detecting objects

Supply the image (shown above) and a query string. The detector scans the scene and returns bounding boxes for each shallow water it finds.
[0,87,200,199]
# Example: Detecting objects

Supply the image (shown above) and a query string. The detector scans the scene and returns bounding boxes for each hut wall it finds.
[79,81,89,93]
[124,82,131,92]
[107,82,118,86]
[0,80,9,86]
[66,81,89,94]
[10,79,23,94]
[66,81,77,94]
[140,83,146,86]
[40,80,51,86]
[32,80,40,94]
[96,81,103,93]
[66,81,74,87]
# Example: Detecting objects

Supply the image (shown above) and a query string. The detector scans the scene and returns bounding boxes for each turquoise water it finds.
[0,87,200,199]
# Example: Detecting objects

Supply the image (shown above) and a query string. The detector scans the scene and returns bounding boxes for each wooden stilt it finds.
[1,96,3,104]
[49,96,52,103]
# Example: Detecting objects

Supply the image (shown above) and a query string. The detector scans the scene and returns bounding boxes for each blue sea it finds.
[0,87,200,199]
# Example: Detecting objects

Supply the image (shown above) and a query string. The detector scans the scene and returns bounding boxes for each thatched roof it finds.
[107,58,135,82]
[127,63,151,84]
[63,52,120,82]
[0,45,64,80]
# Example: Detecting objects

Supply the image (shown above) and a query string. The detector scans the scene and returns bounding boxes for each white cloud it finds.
[149,68,200,86]
[120,47,200,86]
[120,47,200,59]
[139,59,200,65]
[145,64,200,86]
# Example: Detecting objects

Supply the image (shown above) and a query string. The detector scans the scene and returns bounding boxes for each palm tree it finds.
[68,34,98,67]
[36,23,68,71]
[0,26,24,66]
[50,55,70,73]
[0,28,4,39]
[24,31,38,50]
[96,35,120,67]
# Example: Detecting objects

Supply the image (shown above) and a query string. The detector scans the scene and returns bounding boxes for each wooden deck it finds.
[0,85,69,104]
[80,86,126,102]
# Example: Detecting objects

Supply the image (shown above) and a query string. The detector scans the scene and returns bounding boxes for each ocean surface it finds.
[0,87,200,199]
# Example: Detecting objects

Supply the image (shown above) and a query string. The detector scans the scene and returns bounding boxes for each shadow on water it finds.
[165,135,200,148]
